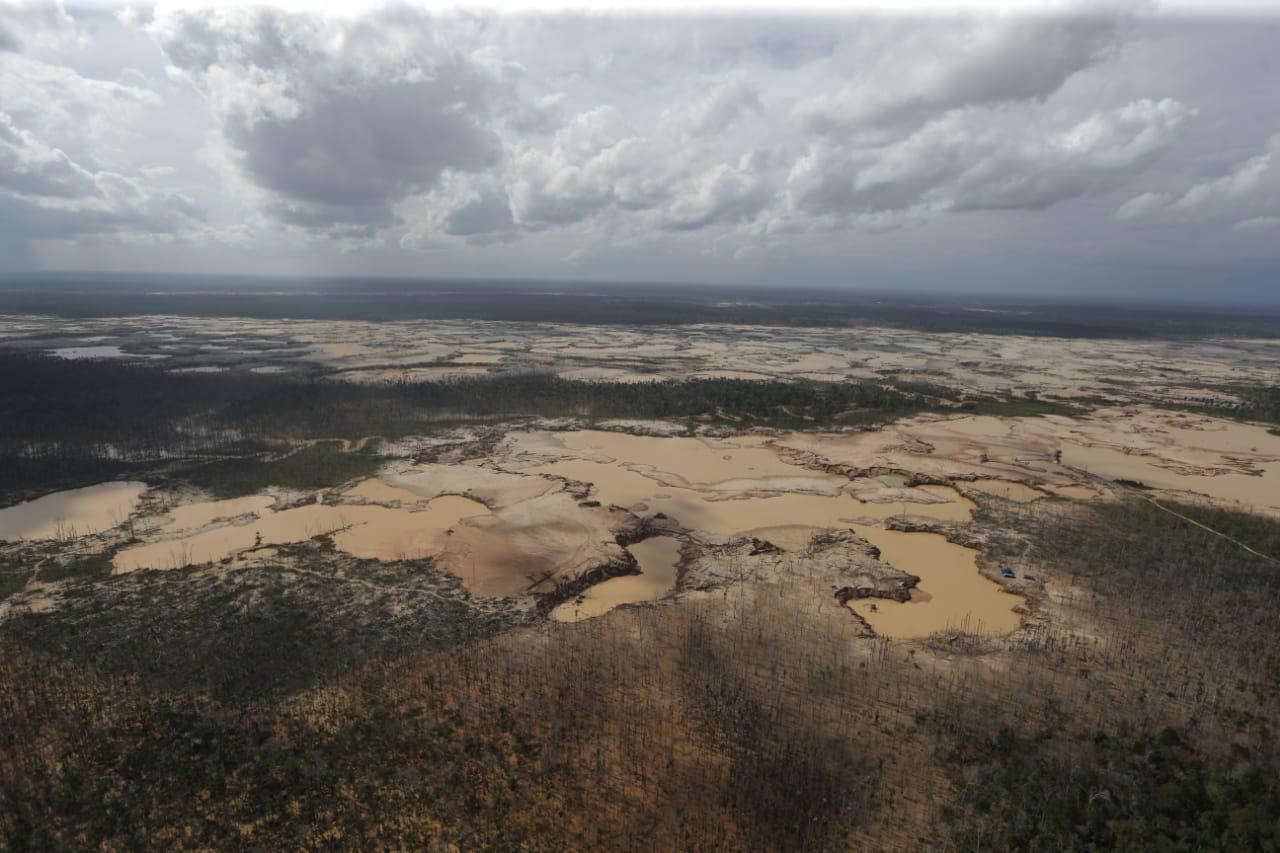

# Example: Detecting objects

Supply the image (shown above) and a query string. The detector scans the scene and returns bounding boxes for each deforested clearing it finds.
[8,6,1280,843]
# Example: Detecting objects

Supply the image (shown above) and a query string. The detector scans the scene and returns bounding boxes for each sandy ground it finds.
[3,313,1277,404]
[9,400,1276,636]
[4,308,1277,637]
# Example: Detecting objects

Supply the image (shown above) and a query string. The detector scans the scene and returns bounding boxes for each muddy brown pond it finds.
[114,495,490,573]
[95,427,1035,636]
[0,482,147,542]
[551,536,683,623]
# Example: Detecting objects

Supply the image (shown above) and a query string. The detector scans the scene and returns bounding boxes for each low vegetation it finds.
[2,495,1278,848]
[1166,382,1280,426]
[179,441,388,499]
[0,351,1073,503]
[888,379,1083,418]
[4,542,527,699]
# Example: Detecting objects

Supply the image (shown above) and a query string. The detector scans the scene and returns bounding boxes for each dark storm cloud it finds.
[150,6,504,231]
[224,76,499,216]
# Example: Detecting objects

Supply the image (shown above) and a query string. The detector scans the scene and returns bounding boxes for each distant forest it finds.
[3,275,1279,338]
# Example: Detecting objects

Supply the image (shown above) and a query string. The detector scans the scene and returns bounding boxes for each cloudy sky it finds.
[2,1,1279,301]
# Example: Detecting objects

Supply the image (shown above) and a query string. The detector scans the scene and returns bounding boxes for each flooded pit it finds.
[387,463,557,507]
[113,495,490,573]
[524,456,971,538]
[556,367,659,383]
[1049,484,1099,500]
[336,496,491,561]
[0,482,147,541]
[552,430,816,486]
[1061,440,1280,513]
[690,370,774,380]
[551,536,682,622]
[512,429,976,548]
[847,526,1022,638]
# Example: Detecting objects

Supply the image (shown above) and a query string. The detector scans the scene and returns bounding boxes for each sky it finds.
[1,0,1279,301]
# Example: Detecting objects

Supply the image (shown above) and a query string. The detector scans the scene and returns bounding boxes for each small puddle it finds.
[51,345,125,359]
[0,482,146,541]
[966,479,1045,502]
[551,537,682,622]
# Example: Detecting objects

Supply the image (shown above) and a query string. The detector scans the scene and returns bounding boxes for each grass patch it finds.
[1158,499,1280,560]
[0,573,30,599]
[961,395,1082,418]
[1114,478,1151,489]
[3,545,526,699]
[37,550,115,583]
